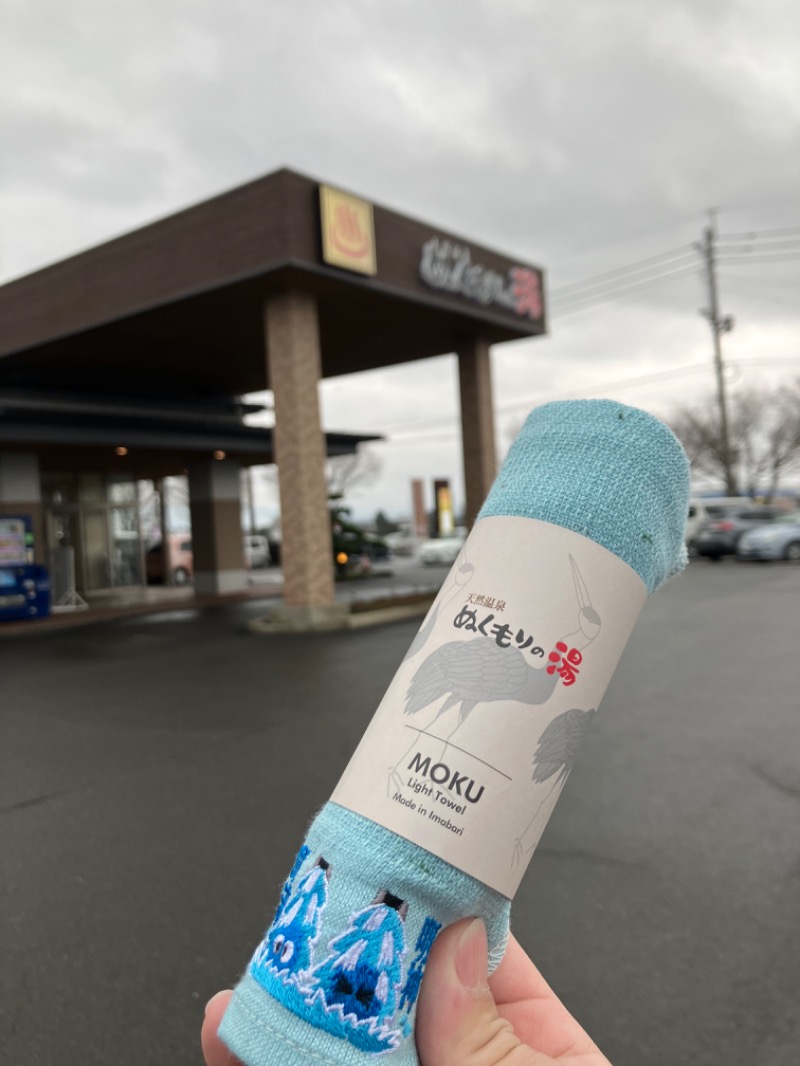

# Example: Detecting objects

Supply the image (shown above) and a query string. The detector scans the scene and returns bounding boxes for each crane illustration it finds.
[388,556,601,792]
[511,707,597,867]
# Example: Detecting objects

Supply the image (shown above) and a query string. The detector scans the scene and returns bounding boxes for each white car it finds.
[244,534,270,568]
[418,533,466,566]
[383,529,418,556]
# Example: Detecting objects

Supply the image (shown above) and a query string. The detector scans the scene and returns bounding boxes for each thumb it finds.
[416,919,552,1066]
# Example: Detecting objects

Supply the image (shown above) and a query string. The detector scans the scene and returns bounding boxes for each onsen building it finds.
[0,169,546,624]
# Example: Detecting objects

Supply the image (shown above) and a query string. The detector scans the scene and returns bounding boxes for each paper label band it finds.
[331,516,647,898]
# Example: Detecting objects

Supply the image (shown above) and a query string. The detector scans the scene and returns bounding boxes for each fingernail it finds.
[204,989,231,1016]
[454,918,489,992]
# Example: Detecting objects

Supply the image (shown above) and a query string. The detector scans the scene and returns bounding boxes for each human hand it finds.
[201,991,238,1066]
[201,918,612,1066]
[415,917,612,1065]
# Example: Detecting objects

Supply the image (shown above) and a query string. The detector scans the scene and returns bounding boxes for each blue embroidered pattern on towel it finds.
[251,852,329,981]
[395,916,442,1036]
[250,850,441,1055]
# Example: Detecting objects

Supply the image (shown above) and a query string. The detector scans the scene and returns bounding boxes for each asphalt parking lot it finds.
[2,559,799,1066]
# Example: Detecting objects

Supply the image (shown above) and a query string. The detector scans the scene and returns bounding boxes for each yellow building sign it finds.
[319,185,377,276]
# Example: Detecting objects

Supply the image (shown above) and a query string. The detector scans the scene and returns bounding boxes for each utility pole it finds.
[698,210,738,495]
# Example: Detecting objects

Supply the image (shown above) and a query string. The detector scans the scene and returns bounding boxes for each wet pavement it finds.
[2,560,799,1066]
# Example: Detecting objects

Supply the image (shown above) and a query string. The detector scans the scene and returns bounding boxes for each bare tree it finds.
[325,445,382,502]
[136,476,191,541]
[252,447,381,506]
[259,448,382,545]
[671,383,800,500]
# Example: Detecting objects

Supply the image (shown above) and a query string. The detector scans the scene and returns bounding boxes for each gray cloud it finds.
[1,0,798,515]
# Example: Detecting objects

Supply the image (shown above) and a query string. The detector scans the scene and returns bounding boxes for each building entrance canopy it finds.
[0,169,544,397]
[0,169,546,617]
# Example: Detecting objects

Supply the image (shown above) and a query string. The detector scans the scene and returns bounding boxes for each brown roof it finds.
[0,388,376,476]
[0,169,546,399]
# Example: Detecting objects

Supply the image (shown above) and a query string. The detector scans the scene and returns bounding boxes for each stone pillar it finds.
[187,459,247,595]
[0,452,45,562]
[457,338,498,527]
[411,478,427,538]
[265,290,339,623]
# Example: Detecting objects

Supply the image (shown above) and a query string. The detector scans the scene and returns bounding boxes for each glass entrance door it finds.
[82,510,111,590]
[48,511,84,596]
[110,506,143,587]
[44,475,146,593]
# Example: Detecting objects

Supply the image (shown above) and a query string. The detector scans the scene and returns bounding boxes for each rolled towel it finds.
[219,399,690,1066]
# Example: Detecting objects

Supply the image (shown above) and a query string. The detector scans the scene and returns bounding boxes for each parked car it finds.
[267,517,391,572]
[363,534,392,562]
[419,531,467,566]
[693,506,783,561]
[146,535,193,585]
[383,528,418,556]
[737,512,800,562]
[266,521,282,566]
[686,497,753,549]
[243,534,270,568]
[332,528,392,564]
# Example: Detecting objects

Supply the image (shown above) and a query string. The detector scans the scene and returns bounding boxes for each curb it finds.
[247,597,435,634]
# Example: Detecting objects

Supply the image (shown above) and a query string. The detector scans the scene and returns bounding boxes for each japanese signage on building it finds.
[434,479,454,536]
[319,185,377,276]
[419,237,543,322]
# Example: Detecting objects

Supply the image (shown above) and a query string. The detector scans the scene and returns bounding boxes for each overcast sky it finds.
[2,0,799,522]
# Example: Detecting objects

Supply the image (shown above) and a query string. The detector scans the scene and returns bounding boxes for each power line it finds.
[550,245,800,319]
[496,363,716,411]
[378,217,800,444]
[716,238,800,251]
[718,225,800,240]
[549,227,800,307]
[550,265,700,318]
[732,358,800,368]
[551,258,698,308]
[381,410,461,434]
[716,245,800,260]
[549,244,695,297]
[381,358,797,442]
[551,263,700,307]
[717,253,800,265]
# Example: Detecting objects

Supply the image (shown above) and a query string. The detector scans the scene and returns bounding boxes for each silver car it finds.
[418,532,466,565]
[737,513,800,562]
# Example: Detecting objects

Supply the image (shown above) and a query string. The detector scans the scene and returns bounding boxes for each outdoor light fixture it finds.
[115,446,128,456]
[213,450,226,460]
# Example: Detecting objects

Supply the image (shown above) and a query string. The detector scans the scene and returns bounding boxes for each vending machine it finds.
[0,515,51,622]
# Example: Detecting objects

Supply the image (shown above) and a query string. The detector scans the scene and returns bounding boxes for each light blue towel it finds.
[220,400,690,1066]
